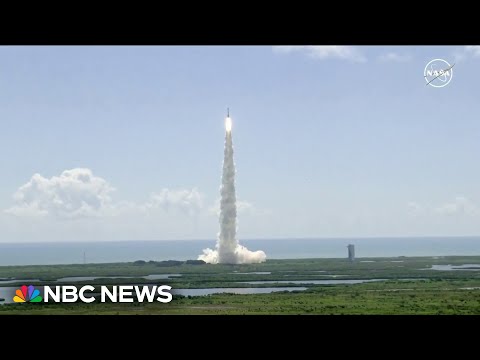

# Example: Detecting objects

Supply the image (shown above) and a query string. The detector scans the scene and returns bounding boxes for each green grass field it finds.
[1,256,479,314]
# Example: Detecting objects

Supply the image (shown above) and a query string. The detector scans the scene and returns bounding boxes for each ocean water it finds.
[0,237,479,266]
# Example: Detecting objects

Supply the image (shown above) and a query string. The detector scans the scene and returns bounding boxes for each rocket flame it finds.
[225,117,232,132]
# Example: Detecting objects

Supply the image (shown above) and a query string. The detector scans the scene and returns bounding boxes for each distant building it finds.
[347,244,355,262]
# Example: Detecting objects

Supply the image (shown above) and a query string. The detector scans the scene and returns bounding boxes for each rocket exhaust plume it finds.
[198,112,266,264]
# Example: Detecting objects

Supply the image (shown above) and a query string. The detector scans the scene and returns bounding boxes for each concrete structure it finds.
[347,244,355,262]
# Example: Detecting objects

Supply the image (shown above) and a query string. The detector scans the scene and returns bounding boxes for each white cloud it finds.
[434,196,477,216]
[465,46,480,57]
[409,196,478,218]
[407,201,425,216]
[237,200,254,213]
[144,188,204,216]
[2,169,270,241]
[5,168,206,220]
[273,46,366,62]
[378,52,412,63]
[454,46,480,62]
[5,168,115,218]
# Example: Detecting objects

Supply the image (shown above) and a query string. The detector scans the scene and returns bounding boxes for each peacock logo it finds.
[13,285,43,303]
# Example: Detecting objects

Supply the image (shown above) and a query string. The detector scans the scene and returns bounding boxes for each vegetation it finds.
[156,260,184,267]
[185,260,206,265]
[1,256,479,314]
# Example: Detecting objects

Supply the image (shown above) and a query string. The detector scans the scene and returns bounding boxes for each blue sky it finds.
[0,45,479,242]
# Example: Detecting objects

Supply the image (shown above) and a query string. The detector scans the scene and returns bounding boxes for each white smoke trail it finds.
[199,117,266,264]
